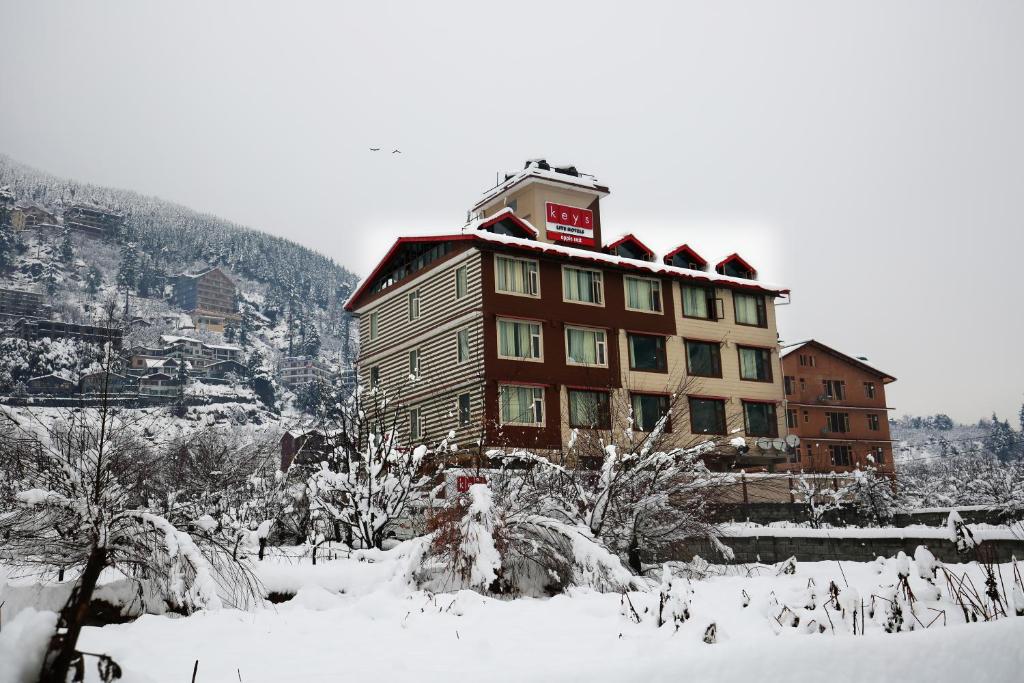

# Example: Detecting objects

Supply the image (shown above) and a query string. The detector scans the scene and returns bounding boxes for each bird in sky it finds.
[369,147,380,151]
[392,149,402,154]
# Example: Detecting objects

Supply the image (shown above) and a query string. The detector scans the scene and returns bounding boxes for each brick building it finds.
[346,160,792,464]
[780,339,896,473]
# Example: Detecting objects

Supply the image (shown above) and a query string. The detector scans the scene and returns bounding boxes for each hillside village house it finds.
[0,287,47,319]
[63,202,124,237]
[14,318,123,349]
[128,334,242,379]
[278,355,334,389]
[10,202,57,231]
[172,267,239,332]
[345,161,792,467]
[780,340,897,473]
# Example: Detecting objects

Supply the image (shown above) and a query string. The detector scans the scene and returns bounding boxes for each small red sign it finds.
[545,202,595,247]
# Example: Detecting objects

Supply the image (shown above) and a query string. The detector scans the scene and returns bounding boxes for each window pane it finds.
[564,267,602,304]
[455,266,467,299]
[689,398,725,434]
[626,277,660,312]
[631,394,669,432]
[501,386,543,424]
[457,329,470,362]
[738,347,769,381]
[686,340,720,377]
[498,320,540,359]
[567,328,605,365]
[744,402,777,437]
[628,334,665,371]
[682,286,710,318]
[569,390,609,429]
[735,293,763,326]
[496,256,536,295]
[458,393,471,425]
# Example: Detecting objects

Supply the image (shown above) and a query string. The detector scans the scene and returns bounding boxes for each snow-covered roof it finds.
[472,161,609,211]
[346,224,788,311]
[781,339,895,382]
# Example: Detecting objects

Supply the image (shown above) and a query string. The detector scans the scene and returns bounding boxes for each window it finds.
[784,376,795,395]
[681,285,716,320]
[867,414,880,431]
[822,379,846,400]
[787,408,798,429]
[624,276,662,313]
[738,346,773,382]
[408,290,421,321]
[566,327,607,366]
[685,339,722,378]
[829,444,852,467]
[408,349,420,375]
[734,293,767,327]
[689,397,726,435]
[370,366,380,389]
[803,410,809,423]
[631,393,671,432]
[743,401,778,437]
[455,265,468,299]
[628,334,667,372]
[457,328,471,363]
[563,266,604,305]
[495,255,539,297]
[799,354,816,367]
[497,319,542,360]
[864,381,876,399]
[409,407,422,440]
[369,311,379,340]
[500,385,545,425]
[825,412,850,433]
[568,389,611,429]
[458,393,471,426]
[870,446,886,465]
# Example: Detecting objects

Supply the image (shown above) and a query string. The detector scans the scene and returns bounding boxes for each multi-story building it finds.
[128,335,242,376]
[346,161,791,465]
[10,202,57,231]
[14,318,123,348]
[172,267,239,332]
[780,339,896,473]
[278,355,334,389]
[0,288,48,320]
[63,202,124,237]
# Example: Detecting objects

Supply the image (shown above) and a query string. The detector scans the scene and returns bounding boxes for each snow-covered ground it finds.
[4,544,1019,682]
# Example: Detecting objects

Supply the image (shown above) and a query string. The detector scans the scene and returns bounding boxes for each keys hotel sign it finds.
[545,202,595,247]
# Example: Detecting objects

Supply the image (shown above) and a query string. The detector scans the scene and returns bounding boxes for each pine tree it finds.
[984,413,1019,463]
[59,228,74,263]
[117,242,139,291]
[43,260,60,296]
[224,322,236,343]
[85,265,102,296]
[0,221,14,271]
[303,324,321,357]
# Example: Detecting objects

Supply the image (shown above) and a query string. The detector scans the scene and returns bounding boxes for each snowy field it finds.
[4,544,1022,683]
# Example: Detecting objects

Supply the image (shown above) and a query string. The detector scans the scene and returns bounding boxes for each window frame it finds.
[684,338,723,378]
[455,265,468,300]
[369,310,379,341]
[630,392,672,433]
[733,292,767,328]
[458,392,471,427]
[369,365,380,389]
[498,384,546,427]
[787,408,798,429]
[494,254,541,298]
[864,381,876,399]
[825,411,851,433]
[829,444,852,467]
[564,325,608,367]
[409,406,423,440]
[681,284,718,321]
[737,345,774,383]
[784,375,795,396]
[408,348,420,376]
[627,333,668,373]
[496,317,544,362]
[867,413,881,431]
[688,396,727,435]
[456,328,471,364]
[561,265,605,307]
[567,389,612,430]
[742,400,779,438]
[623,275,664,314]
[822,379,847,400]
[408,289,421,321]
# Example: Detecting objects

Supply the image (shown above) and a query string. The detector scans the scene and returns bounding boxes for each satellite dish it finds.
[756,437,771,450]
[772,439,786,451]
[786,434,801,448]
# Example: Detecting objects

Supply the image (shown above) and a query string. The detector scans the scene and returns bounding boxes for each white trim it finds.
[623,274,663,314]
[496,317,544,362]
[493,253,541,299]
[564,324,608,368]
[560,264,605,307]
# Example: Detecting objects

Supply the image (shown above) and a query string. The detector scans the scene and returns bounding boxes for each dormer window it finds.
[604,234,655,262]
[663,244,708,271]
[478,211,537,240]
[715,253,757,280]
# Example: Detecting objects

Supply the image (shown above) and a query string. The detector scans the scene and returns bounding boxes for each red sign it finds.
[456,475,488,493]
[545,202,595,247]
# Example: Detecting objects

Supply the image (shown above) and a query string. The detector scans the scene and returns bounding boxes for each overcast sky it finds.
[1,1,1022,425]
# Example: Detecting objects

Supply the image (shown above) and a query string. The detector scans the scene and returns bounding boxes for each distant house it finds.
[280,429,347,470]
[63,202,124,237]
[25,374,77,396]
[205,359,247,380]
[10,202,56,231]
[138,372,180,397]
[15,319,123,349]
[278,355,334,389]
[171,267,239,332]
[79,371,134,395]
